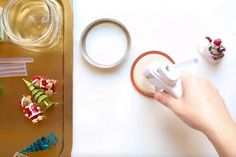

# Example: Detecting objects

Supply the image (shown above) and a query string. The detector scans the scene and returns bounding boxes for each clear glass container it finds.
[1,0,62,51]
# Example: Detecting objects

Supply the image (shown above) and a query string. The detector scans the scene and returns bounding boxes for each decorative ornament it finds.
[198,36,226,63]
[19,95,45,123]
[23,79,57,111]
[13,133,57,157]
[31,75,57,96]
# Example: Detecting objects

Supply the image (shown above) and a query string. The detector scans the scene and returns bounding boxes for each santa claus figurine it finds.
[198,36,226,63]
[206,37,225,60]
[20,95,45,123]
[31,75,57,95]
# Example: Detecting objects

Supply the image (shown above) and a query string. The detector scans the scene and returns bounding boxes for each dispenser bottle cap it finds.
[157,64,179,86]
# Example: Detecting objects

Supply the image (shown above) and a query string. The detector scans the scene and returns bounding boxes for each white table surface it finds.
[72,0,236,156]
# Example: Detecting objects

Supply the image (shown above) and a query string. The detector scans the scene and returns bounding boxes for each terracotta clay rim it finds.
[130,51,175,98]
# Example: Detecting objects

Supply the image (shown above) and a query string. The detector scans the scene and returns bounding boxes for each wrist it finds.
[204,119,236,138]
[204,120,236,157]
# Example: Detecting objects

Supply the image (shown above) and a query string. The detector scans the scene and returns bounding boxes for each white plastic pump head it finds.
[157,64,180,86]
[143,58,198,98]
[143,61,182,98]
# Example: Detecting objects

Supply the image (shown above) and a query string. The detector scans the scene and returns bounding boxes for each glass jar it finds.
[1,0,62,51]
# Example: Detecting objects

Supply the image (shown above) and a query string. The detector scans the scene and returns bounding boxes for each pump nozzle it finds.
[167,58,198,71]
[144,58,198,98]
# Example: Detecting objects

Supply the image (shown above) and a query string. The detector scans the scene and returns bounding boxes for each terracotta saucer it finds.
[130,51,175,97]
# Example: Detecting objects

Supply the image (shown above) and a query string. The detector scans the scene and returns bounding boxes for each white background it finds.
[72,0,236,156]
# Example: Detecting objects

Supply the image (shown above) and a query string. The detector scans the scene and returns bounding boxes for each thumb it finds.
[154,91,181,112]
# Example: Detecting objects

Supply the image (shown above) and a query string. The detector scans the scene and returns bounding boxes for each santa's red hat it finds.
[32,75,41,80]
[32,75,42,84]
[214,39,222,46]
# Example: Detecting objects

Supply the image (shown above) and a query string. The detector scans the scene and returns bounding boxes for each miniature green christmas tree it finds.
[23,79,57,111]
[14,133,57,157]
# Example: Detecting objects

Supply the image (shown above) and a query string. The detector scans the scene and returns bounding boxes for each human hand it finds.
[154,72,234,134]
[154,72,236,157]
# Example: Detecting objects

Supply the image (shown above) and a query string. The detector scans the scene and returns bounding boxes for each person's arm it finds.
[154,72,236,157]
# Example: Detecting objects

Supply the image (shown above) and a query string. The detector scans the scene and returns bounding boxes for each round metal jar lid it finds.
[80,18,131,69]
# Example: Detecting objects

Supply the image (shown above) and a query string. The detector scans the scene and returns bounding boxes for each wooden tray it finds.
[0,0,72,156]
